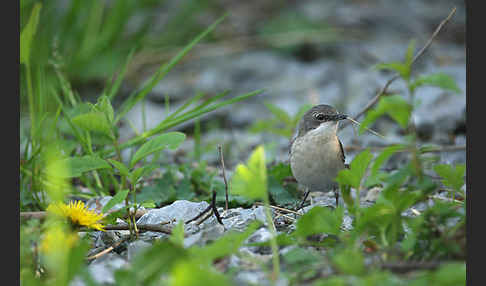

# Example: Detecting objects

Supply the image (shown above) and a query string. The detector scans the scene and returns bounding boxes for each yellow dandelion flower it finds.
[47,201,105,231]
[40,227,78,254]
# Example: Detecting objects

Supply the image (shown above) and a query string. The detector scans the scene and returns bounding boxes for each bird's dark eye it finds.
[315,113,325,121]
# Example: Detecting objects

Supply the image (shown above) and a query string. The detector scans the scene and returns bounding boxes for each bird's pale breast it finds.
[290,127,345,192]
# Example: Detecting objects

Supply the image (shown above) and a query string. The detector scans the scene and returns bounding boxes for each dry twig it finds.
[340,7,457,130]
[218,145,230,211]
[86,235,130,261]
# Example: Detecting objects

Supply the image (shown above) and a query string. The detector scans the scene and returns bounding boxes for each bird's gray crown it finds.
[296,104,344,137]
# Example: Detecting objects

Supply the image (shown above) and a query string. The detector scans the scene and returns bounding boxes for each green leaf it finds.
[267,163,300,207]
[51,155,112,178]
[375,39,415,81]
[429,262,466,286]
[128,242,189,285]
[189,221,260,262]
[102,190,129,213]
[20,3,42,64]
[140,200,156,209]
[294,206,344,237]
[169,261,230,286]
[365,144,407,186]
[404,39,416,71]
[107,49,135,101]
[169,221,185,248]
[108,159,131,176]
[66,239,91,285]
[370,145,406,176]
[130,164,159,184]
[360,95,412,133]
[72,112,113,138]
[434,164,466,191]
[410,73,462,94]
[231,145,268,200]
[332,248,365,276]
[93,95,115,123]
[130,132,186,168]
[374,62,409,79]
[336,149,373,189]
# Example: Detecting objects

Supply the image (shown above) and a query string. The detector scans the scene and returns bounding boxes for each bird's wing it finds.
[338,139,349,169]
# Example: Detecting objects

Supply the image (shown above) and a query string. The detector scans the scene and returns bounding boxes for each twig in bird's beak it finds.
[344,116,386,140]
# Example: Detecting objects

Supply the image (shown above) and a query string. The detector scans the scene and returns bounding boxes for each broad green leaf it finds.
[336,149,373,189]
[360,95,412,133]
[129,242,188,285]
[294,206,344,237]
[332,248,365,276]
[20,3,42,64]
[102,190,129,213]
[130,132,186,168]
[410,73,462,94]
[267,163,300,207]
[51,155,112,178]
[72,112,113,138]
[231,145,268,200]
[189,221,260,262]
[169,261,230,286]
[108,159,130,176]
[370,144,406,176]
[434,164,466,191]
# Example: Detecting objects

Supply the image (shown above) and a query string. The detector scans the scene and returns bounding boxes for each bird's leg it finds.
[297,187,310,211]
[334,188,339,208]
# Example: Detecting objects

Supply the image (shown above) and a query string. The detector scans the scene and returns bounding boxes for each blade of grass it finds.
[143,89,263,139]
[115,14,227,123]
[160,90,229,127]
[107,48,135,101]
[101,89,263,156]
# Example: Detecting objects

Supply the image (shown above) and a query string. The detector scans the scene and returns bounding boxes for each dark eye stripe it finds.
[314,113,326,120]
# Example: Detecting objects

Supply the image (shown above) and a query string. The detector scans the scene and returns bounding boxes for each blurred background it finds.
[20,0,466,170]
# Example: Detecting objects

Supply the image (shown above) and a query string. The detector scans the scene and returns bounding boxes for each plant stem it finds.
[263,195,280,282]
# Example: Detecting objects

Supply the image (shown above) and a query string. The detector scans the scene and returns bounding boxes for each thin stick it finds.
[86,235,130,261]
[80,223,173,234]
[274,212,296,222]
[185,205,211,224]
[184,190,224,226]
[196,210,214,226]
[212,188,224,225]
[255,202,302,216]
[340,7,457,130]
[345,116,386,139]
[218,145,229,211]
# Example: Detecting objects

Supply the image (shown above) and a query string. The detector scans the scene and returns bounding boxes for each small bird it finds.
[289,104,347,210]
